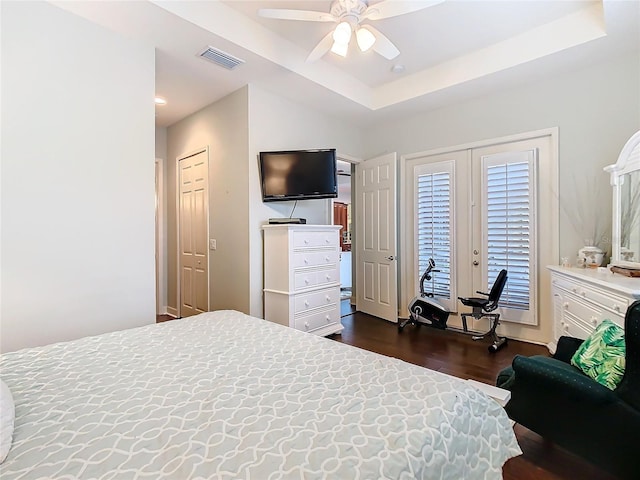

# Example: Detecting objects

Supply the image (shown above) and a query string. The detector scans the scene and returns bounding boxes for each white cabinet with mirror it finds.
[605,130,640,270]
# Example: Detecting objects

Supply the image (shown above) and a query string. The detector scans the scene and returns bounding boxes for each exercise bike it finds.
[398,258,450,332]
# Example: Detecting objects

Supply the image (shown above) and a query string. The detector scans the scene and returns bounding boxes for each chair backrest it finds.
[616,300,640,410]
[486,269,508,310]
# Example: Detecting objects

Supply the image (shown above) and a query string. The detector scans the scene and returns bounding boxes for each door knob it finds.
[387,255,396,261]
[472,260,479,266]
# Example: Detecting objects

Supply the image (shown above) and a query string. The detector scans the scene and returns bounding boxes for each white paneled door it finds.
[179,149,209,317]
[355,153,398,322]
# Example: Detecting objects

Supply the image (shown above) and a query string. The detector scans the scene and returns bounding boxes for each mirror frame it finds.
[604,130,640,269]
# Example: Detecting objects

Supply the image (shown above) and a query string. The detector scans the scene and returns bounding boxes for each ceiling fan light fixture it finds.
[356,27,376,52]
[332,21,352,45]
[330,40,349,57]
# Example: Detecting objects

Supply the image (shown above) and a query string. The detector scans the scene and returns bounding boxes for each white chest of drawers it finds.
[548,266,640,352]
[263,224,343,336]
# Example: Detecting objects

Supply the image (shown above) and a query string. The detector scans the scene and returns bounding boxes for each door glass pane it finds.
[486,160,531,310]
[417,170,451,299]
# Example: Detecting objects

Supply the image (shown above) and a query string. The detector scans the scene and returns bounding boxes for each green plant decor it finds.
[571,319,626,390]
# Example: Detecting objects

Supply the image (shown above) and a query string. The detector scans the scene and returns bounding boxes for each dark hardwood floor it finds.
[157,305,617,479]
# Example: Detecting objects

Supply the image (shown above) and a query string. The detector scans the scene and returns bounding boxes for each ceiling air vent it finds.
[198,46,245,70]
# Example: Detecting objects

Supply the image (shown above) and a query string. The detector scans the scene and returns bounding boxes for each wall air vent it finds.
[198,46,245,70]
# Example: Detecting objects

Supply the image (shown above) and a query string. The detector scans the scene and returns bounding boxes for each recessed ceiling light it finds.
[155,97,167,105]
[391,64,405,74]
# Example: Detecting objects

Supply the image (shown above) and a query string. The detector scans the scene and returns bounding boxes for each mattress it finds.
[0,310,521,479]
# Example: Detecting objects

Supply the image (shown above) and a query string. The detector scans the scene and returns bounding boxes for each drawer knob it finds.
[304,300,309,307]
[613,304,621,312]
[325,238,330,243]
[326,274,331,280]
[304,258,309,264]
[305,279,310,284]
[564,325,569,332]
[304,322,309,330]
[325,295,331,302]
[304,239,309,244]
[572,287,577,293]
[563,302,569,310]
[326,315,331,322]
[580,290,586,297]
[591,316,598,326]
[325,256,330,262]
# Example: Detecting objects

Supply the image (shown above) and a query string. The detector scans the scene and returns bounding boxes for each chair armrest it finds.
[553,336,585,363]
[511,355,617,405]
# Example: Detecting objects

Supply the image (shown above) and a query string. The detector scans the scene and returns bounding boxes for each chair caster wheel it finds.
[398,324,404,332]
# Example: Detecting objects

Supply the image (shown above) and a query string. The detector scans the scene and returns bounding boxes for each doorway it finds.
[155,158,167,315]
[334,159,352,298]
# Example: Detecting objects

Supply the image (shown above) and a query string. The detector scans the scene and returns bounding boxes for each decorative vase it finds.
[578,245,604,268]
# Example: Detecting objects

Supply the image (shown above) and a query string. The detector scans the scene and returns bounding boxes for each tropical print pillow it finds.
[571,319,626,390]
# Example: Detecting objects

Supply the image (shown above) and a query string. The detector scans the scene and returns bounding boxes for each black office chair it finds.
[457,269,508,352]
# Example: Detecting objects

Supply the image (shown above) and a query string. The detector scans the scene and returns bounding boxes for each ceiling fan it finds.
[258,0,444,62]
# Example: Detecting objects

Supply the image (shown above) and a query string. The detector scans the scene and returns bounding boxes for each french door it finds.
[472,143,538,326]
[405,132,557,330]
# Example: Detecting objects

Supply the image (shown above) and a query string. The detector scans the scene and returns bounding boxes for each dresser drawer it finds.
[561,295,601,325]
[294,288,340,314]
[293,230,337,249]
[294,267,339,291]
[554,274,629,317]
[573,283,628,318]
[292,250,339,269]
[560,312,593,340]
[294,306,340,333]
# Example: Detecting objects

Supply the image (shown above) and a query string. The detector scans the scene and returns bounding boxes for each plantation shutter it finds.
[415,161,454,307]
[482,150,537,323]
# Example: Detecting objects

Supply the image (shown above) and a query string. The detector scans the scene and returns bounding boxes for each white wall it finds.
[247,85,364,316]
[156,126,167,161]
[0,1,156,352]
[166,87,250,314]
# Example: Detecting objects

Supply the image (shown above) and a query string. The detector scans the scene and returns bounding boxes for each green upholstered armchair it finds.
[496,300,640,480]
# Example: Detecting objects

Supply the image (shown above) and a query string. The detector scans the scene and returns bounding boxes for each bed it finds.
[0,310,521,479]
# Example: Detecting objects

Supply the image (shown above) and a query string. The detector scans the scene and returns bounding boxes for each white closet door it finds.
[179,149,209,317]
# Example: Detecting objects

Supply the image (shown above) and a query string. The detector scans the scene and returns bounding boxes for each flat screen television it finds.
[259,149,338,202]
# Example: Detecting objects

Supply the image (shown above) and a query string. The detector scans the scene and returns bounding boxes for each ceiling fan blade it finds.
[306,31,335,63]
[366,25,400,60]
[363,0,445,21]
[258,8,336,22]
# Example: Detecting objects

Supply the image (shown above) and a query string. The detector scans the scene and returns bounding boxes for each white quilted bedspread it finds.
[0,310,520,479]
